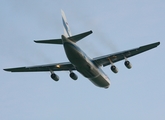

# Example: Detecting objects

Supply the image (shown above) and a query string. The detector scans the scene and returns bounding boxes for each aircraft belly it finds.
[63,39,110,88]
[76,65,98,78]
[76,65,110,88]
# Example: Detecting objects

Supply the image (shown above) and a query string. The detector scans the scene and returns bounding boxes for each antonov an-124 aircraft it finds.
[4,10,160,89]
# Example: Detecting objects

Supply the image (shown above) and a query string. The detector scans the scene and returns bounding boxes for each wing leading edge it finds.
[92,42,160,67]
[4,62,75,72]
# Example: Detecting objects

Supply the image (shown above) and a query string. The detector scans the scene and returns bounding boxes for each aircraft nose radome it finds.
[105,84,110,89]
[105,81,110,89]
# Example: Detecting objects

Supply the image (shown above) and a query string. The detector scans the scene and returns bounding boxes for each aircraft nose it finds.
[105,80,110,89]
[105,84,110,89]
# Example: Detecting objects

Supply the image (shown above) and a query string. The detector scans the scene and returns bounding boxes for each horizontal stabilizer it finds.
[34,39,62,44]
[34,30,93,44]
[69,30,93,42]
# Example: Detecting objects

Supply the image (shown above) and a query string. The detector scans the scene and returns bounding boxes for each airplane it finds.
[4,10,160,89]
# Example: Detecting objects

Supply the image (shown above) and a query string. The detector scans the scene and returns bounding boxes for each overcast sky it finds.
[1,0,165,120]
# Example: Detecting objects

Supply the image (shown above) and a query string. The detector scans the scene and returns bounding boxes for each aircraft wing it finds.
[4,62,75,72]
[92,42,160,67]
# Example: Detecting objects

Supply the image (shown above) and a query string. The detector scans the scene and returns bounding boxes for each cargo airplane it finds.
[4,10,160,88]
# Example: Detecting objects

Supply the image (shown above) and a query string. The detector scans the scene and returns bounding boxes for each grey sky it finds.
[1,0,165,120]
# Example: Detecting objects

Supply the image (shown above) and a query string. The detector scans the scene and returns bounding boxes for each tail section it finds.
[34,10,92,44]
[34,30,92,44]
[61,10,72,37]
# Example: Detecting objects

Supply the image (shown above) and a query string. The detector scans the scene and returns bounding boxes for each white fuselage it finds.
[62,35,110,88]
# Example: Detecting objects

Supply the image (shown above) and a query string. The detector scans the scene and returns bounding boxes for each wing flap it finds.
[92,42,160,67]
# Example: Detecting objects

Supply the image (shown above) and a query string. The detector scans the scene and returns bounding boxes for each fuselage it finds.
[61,35,110,88]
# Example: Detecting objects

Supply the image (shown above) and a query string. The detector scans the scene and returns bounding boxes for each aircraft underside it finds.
[3,10,160,89]
[62,35,110,88]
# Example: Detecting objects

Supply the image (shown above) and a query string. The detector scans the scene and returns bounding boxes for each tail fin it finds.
[34,10,93,44]
[61,9,72,37]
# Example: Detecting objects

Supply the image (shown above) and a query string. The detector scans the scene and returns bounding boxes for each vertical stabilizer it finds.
[61,10,72,37]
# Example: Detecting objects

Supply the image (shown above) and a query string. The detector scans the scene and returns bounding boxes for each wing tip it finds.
[152,41,160,48]
[3,67,26,72]
[90,30,93,34]
[3,68,12,72]
[157,42,160,46]
[34,40,40,43]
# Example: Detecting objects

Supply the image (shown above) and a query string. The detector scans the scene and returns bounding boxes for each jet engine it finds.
[111,65,118,73]
[51,73,59,81]
[70,72,78,80]
[124,61,132,69]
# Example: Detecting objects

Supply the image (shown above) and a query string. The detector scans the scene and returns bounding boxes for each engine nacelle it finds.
[51,73,59,81]
[124,61,132,69]
[111,65,118,73]
[70,72,78,80]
